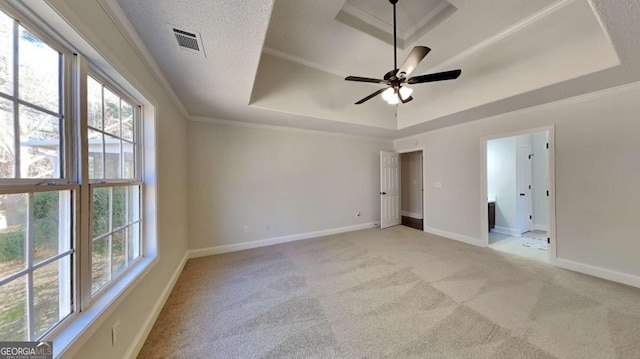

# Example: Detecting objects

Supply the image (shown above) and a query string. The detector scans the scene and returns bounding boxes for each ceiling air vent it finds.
[170,25,206,57]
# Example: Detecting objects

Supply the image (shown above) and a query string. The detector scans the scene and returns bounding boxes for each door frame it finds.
[398,147,425,231]
[480,126,557,264]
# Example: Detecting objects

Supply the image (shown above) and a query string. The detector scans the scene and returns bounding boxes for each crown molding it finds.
[262,46,350,79]
[97,0,189,118]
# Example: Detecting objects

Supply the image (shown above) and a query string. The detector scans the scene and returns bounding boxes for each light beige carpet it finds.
[138,226,640,358]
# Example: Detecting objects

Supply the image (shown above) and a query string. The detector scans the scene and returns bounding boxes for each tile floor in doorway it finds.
[489,230,548,262]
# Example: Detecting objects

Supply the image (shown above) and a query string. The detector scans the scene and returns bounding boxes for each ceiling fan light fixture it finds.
[382,87,396,102]
[399,86,413,100]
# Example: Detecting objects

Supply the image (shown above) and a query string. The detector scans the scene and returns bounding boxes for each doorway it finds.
[483,129,554,262]
[379,150,424,230]
[400,151,423,230]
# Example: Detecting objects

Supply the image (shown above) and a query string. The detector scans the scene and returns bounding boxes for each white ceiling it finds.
[113,0,640,139]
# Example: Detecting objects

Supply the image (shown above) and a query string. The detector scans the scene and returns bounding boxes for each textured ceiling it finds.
[114,0,640,139]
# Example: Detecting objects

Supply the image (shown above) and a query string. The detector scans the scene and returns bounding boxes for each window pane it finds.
[88,129,104,179]
[127,223,140,262]
[121,101,133,140]
[127,185,140,224]
[91,236,109,294]
[33,191,71,264]
[0,275,27,341]
[123,141,134,179]
[0,193,27,280]
[19,105,60,179]
[103,88,120,137]
[18,26,59,113]
[112,230,125,276]
[92,187,109,238]
[33,259,68,339]
[0,11,13,96]
[104,135,120,179]
[87,76,103,130]
[0,98,14,178]
[112,186,125,229]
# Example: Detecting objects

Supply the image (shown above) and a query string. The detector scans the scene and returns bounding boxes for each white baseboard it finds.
[423,225,482,247]
[188,222,378,258]
[124,252,189,359]
[533,223,548,231]
[401,211,423,219]
[555,258,640,289]
[492,226,520,236]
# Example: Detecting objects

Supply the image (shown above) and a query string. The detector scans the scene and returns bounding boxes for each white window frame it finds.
[81,69,144,305]
[0,4,77,342]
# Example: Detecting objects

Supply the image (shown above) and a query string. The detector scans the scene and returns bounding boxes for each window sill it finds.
[52,255,159,358]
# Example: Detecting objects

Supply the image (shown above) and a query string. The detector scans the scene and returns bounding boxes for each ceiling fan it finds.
[345,0,462,105]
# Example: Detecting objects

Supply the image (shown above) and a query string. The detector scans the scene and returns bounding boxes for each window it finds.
[86,75,141,295]
[0,5,147,343]
[0,9,72,341]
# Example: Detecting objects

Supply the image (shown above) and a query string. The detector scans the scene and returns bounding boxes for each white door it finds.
[516,145,533,234]
[380,151,401,228]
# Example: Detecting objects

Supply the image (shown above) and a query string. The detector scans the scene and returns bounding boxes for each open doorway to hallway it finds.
[486,130,550,262]
[400,151,423,231]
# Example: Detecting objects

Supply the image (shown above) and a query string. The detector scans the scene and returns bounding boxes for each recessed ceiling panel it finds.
[336,0,457,48]
[397,0,621,129]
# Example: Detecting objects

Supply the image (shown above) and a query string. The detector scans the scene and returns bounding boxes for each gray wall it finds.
[188,121,393,250]
[395,84,640,278]
[487,136,517,231]
[44,0,190,358]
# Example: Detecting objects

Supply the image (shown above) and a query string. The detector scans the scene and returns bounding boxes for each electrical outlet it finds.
[244,226,249,233]
[112,320,121,346]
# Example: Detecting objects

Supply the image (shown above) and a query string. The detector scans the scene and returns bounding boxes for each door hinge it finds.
[546,143,549,149]
[528,185,531,190]
[547,237,550,244]
[546,190,549,196]
[529,215,532,220]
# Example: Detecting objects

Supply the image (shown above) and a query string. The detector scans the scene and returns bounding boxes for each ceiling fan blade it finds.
[345,76,386,84]
[397,46,431,78]
[407,69,462,84]
[355,88,386,105]
[400,95,413,104]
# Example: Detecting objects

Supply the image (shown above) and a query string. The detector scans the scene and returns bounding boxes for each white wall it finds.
[188,121,393,250]
[395,84,640,280]
[487,136,517,232]
[401,151,423,219]
[41,1,190,358]
[532,131,549,229]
